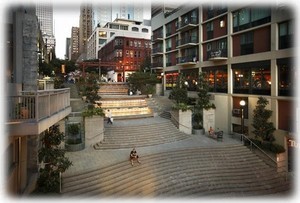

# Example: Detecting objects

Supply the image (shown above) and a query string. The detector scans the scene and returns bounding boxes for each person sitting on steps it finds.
[130,147,141,166]
[208,126,216,138]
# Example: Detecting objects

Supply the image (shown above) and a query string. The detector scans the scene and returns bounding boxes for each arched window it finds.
[142,28,149,33]
[132,27,139,32]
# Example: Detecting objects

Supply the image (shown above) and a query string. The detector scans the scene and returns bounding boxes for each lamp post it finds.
[239,100,246,140]
[98,59,101,81]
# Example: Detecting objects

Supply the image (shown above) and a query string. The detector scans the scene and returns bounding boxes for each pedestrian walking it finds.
[107,109,113,124]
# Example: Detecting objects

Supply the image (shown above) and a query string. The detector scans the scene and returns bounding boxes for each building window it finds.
[203,67,228,93]
[232,61,271,95]
[233,7,270,32]
[165,72,179,89]
[166,38,172,52]
[206,21,214,40]
[166,23,172,37]
[181,69,199,91]
[132,27,139,32]
[278,58,294,96]
[110,24,119,29]
[99,31,107,37]
[120,25,128,30]
[240,31,253,55]
[279,20,294,49]
[142,28,149,33]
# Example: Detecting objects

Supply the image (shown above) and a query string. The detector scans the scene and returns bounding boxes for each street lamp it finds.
[98,59,101,80]
[239,100,246,138]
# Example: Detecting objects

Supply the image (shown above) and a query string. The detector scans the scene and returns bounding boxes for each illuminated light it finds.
[240,100,246,106]
[220,20,225,28]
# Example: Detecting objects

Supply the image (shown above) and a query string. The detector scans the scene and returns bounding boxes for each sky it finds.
[53,4,80,59]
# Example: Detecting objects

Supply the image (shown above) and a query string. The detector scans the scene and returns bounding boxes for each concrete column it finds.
[22,13,38,91]
[20,136,28,192]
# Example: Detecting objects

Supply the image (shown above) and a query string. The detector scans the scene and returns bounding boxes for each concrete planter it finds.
[203,108,215,133]
[84,116,104,146]
[192,128,204,135]
[178,109,192,135]
[65,142,85,152]
[276,152,287,175]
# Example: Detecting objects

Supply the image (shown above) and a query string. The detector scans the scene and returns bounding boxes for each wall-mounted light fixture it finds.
[220,20,225,28]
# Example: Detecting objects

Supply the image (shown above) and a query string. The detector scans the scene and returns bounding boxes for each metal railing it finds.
[239,133,289,181]
[7,88,70,122]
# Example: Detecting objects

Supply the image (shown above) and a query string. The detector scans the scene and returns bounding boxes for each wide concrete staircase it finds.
[98,83,129,96]
[93,119,190,149]
[61,145,291,197]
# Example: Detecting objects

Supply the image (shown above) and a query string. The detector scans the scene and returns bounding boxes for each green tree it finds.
[127,71,159,93]
[252,97,276,142]
[193,72,215,129]
[168,74,189,104]
[84,72,101,104]
[37,125,72,193]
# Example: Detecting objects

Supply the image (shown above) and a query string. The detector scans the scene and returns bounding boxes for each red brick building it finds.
[98,36,151,82]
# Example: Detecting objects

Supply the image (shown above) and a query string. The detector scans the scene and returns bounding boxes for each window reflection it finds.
[203,67,227,93]
[232,61,271,95]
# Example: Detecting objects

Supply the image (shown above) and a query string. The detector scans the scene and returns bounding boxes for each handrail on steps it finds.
[239,133,289,181]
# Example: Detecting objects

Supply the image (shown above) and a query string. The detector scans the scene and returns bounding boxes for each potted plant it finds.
[146,85,155,98]
[68,123,80,136]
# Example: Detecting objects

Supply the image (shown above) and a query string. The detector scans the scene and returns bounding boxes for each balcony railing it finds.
[152,31,163,41]
[7,88,70,122]
[208,49,228,61]
[176,55,198,64]
[177,36,198,47]
[152,62,163,68]
[152,47,164,55]
[177,17,198,31]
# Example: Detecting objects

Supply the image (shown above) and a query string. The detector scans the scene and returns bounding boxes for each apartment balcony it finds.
[208,49,228,61]
[176,36,198,49]
[152,62,164,68]
[7,88,72,136]
[176,55,198,66]
[177,18,198,32]
[152,47,164,56]
[152,32,164,43]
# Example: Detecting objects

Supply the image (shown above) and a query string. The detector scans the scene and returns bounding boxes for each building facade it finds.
[98,36,151,82]
[87,18,151,60]
[70,27,80,61]
[79,4,93,57]
[151,3,296,171]
[35,2,56,60]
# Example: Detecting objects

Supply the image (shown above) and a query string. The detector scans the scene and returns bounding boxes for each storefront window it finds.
[233,69,250,93]
[181,69,199,91]
[278,58,294,96]
[251,67,271,94]
[232,61,271,95]
[203,67,227,93]
[165,72,179,90]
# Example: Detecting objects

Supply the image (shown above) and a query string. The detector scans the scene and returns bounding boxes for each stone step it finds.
[62,145,289,197]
